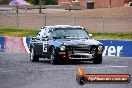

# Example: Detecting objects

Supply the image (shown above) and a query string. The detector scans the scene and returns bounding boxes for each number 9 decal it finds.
[43,42,47,52]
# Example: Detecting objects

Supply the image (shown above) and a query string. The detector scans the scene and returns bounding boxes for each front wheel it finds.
[30,48,39,62]
[93,54,102,64]
[50,47,58,65]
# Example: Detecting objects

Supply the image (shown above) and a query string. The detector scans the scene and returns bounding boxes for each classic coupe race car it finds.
[29,25,104,64]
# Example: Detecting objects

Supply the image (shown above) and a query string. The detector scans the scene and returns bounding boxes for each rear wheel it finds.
[93,54,102,64]
[30,48,39,62]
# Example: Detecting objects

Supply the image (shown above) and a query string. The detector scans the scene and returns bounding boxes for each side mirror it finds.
[42,36,48,41]
[89,34,92,38]
[30,37,36,42]
[42,35,48,38]
[32,37,36,40]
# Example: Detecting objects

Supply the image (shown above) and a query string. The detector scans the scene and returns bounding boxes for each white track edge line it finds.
[23,37,30,53]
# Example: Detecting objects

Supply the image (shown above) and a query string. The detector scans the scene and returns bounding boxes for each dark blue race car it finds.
[30,25,104,64]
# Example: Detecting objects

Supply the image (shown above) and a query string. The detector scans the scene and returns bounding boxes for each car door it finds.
[35,31,50,58]
[34,38,43,55]
[33,38,48,56]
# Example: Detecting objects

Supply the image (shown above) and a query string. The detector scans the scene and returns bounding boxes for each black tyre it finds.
[93,54,102,64]
[30,48,39,62]
[50,47,58,65]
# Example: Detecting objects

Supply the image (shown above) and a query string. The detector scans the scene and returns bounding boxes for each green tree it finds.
[45,0,57,5]
[49,0,57,5]
[0,0,10,5]
[26,0,45,5]
[26,0,34,4]
[40,0,45,5]
[26,0,57,5]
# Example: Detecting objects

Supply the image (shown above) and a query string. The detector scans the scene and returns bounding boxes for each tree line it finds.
[26,0,57,5]
[0,0,57,5]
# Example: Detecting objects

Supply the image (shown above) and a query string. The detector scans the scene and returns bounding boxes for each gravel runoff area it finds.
[0,53,132,88]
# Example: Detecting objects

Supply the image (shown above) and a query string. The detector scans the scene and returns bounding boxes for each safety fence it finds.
[0,36,132,57]
[0,13,132,32]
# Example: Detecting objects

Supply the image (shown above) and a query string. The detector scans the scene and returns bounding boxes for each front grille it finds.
[73,46,90,53]
[70,54,90,59]
[67,45,98,54]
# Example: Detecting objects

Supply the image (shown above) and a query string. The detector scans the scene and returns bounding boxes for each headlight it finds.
[98,45,103,51]
[60,46,66,51]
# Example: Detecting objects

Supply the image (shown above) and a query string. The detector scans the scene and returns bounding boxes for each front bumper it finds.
[59,51,102,61]
[69,53,93,60]
[58,45,103,61]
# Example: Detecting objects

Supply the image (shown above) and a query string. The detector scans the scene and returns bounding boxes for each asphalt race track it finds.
[0,53,132,88]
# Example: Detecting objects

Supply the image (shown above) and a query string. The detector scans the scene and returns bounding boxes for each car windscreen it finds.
[50,28,89,39]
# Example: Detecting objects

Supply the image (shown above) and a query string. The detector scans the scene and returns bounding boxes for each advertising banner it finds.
[99,40,132,57]
[0,37,5,52]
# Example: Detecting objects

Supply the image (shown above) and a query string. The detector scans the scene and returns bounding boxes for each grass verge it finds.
[91,32,132,40]
[0,28,132,40]
[0,28,38,37]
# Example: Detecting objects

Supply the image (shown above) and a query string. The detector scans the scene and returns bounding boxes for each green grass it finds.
[0,28,132,40]
[0,28,38,37]
[91,32,132,40]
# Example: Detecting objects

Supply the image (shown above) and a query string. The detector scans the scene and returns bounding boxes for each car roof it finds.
[40,25,84,30]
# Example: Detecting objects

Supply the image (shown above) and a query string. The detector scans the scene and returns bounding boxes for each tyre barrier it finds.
[0,37,132,57]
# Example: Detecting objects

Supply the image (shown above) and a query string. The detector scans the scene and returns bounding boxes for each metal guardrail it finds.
[0,5,81,10]
[0,5,82,14]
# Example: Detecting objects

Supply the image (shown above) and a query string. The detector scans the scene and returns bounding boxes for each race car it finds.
[29,25,104,64]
